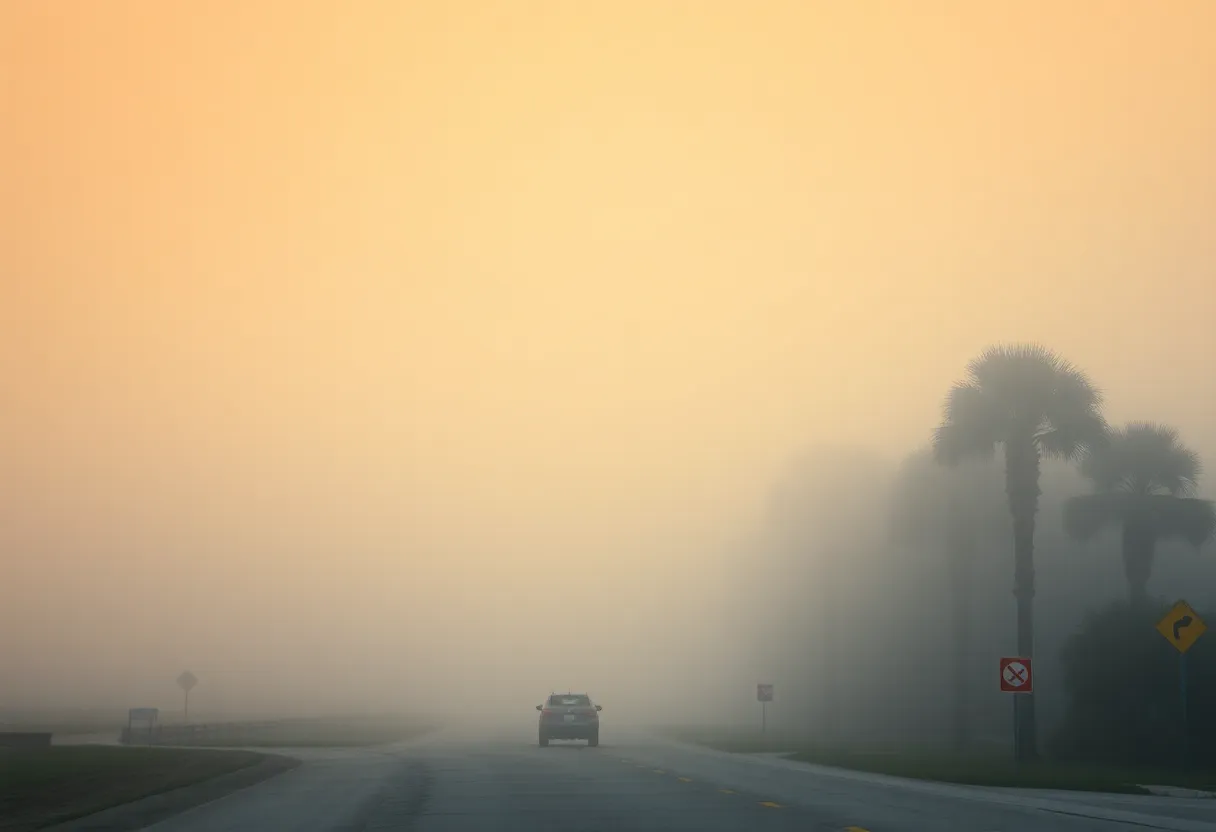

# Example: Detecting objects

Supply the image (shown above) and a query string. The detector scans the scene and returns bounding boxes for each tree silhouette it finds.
[934,344,1106,761]
[765,447,884,742]
[1064,422,1215,604]
[889,450,1004,750]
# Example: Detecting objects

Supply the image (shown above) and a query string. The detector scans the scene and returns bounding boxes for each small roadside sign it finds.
[756,684,773,735]
[1156,600,1207,654]
[999,657,1032,693]
[1157,600,1206,767]
[126,708,159,744]
[177,671,199,722]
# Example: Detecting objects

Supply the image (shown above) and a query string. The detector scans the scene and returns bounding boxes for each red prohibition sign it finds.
[999,656,1033,693]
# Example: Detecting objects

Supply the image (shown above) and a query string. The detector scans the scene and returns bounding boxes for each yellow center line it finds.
[759,801,784,809]
[719,788,735,795]
[653,769,666,774]
[844,827,871,832]
[677,777,692,782]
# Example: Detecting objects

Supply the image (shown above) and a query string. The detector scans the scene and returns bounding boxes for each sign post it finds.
[1155,600,1207,766]
[999,657,1033,761]
[177,671,198,723]
[756,683,774,734]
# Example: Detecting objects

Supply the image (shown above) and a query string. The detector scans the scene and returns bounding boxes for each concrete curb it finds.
[1141,785,1216,799]
[42,753,301,831]
[745,751,800,760]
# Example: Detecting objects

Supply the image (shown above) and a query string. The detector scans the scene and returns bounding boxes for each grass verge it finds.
[664,727,1216,795]
[0,745,269,831]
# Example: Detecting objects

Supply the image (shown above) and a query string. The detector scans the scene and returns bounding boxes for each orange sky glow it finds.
[1,1,1214,712]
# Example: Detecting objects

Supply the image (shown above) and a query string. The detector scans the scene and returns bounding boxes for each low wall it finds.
[121,721,285,746]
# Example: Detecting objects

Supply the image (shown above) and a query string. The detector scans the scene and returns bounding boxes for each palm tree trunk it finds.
[1005,440,1040,762]
[1121,519,1154,605]
[949,545,971,751]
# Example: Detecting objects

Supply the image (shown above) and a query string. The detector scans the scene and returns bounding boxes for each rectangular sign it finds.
[756,683,774,702]
[999,657,1032,693]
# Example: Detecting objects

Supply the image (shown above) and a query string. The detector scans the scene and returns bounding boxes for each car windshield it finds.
[547,694,591,707]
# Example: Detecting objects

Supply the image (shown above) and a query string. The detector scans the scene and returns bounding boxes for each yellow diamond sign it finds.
[1156,600,1207,654]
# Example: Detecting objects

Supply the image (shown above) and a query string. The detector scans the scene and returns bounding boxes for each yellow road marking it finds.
[653,769,666,774]
[719,789,735,795]
[677,777,692,782]
[759,801,784,808]
[844,828,870,832]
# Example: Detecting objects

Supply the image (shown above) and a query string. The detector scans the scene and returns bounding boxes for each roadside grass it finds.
[0,745,266,832]
[663,727,1216,795]
[662,725,810,754]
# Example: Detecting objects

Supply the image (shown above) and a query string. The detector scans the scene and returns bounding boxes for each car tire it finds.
[539,733,549,747]
[587,732,599,748]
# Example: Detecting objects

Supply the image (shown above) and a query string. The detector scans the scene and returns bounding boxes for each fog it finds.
[735,450,1216,746]
[2,2,1215,735]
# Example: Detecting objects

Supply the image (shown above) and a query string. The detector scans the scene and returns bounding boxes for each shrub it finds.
[1052,600,1216,767]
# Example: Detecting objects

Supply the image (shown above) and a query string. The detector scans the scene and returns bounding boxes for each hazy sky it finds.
[2,1,1214,712]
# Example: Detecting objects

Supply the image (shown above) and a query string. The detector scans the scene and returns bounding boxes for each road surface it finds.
[136,725,1216,831]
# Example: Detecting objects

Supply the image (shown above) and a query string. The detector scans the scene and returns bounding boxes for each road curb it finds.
[1141,785,1216,799]
[652,737,1216,831]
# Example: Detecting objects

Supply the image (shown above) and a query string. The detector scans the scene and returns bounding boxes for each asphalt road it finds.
[137,725,1216,832]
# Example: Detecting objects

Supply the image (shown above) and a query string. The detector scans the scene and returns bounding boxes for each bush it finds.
[1051,600,1216,767]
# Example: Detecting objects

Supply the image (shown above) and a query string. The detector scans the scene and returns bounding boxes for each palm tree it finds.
[1063,423,1216,604]
[934,344,1106,762]
[889,450,1004,751]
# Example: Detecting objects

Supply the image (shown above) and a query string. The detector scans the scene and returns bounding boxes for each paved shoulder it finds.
[614,733,1216,832]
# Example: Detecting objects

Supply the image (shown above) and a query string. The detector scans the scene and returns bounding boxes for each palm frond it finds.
[948,343,1105,459]
[1080,422,1202,495]
[1063,493,1216,549]
[967,343,1085,421]
[1146,495,1216,547]
[1037,361,1106,460]
[933,383,999,465]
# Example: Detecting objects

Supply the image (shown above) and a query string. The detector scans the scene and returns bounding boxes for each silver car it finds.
[536,692,601,747]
